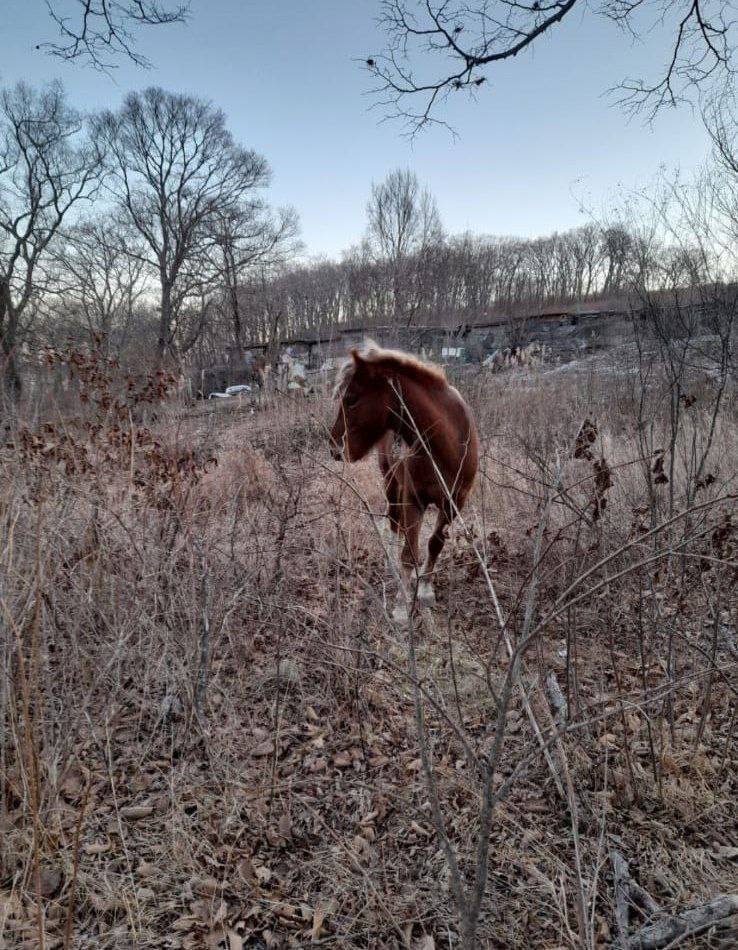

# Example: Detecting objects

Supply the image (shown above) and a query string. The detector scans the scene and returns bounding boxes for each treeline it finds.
[0,83,727,398]
[192,166,715,364]
[195,225,702,356]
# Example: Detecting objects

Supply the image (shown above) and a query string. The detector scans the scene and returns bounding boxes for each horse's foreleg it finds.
[417,505,453,606]
[377,435,402,556]
[392,499,423,623]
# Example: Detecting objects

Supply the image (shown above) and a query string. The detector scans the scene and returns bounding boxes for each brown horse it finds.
[330,342,479,620]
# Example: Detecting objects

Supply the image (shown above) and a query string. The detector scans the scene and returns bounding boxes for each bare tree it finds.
[600,224,633,294]
[368,168,442,260]
[704,97,738,237]
[57,217,148,356]
[94,87,272,364]
[367,168,443,323]
[567,224,604,299]
[212,203,300,353]
[0,81,101,401]
[369,0,735,133]
[38,1,189,69]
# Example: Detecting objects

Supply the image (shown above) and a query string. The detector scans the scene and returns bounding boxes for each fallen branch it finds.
[193,538,212,726]
[546,670,568,727]
[610,847,737,949]
[720,623,738,659]
[630,895,738,949]
[612,849,632,949]
[610,849,662,949]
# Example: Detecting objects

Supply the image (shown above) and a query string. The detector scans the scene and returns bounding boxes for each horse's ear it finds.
[351,348,375,378]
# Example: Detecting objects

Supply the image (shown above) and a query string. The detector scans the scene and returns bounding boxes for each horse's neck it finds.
[392,377,446,448]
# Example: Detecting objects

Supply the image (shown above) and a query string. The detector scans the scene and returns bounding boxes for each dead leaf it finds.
[39,867,62,898]
[597,733,618,750]
[236,856,257,886]
[352,834,371,857]
[205,931,226,950]
[714,845,738,860]
[410,821,431,838]
[88,892,126,914]
[278,813,291,838]
[0,890,23,919]
[251,740,274,758]
[273,901,298,921]
[522,799,548,813]
[227,930,243,950]
[192,876,219,896]
[59,767,85,801]
[661,753,681,775]
[120,805,153,820]
[83,841,110,856]
[311,903,327,940]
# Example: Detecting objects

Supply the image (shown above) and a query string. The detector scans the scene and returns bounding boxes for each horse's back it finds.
[444,384,479,499]
[405,381,478,509]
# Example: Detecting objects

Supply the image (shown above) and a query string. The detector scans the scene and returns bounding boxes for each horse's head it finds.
[329,349,392,462]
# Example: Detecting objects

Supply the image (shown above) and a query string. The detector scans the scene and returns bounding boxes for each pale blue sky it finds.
[2,1,709,257]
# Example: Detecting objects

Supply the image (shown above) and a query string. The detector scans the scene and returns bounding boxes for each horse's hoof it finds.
[392,603,409,624]
[417,579,436,606]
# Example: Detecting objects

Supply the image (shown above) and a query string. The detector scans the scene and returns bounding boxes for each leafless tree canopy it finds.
[188,212,717,366]
[0,81,101,397]
[55,218,148,354]
[367,168,443,260]
[39,0,189,69]
[369,0,736,132]
[94,87,272,361]
[366,169,443,323]
[211,203,301,351]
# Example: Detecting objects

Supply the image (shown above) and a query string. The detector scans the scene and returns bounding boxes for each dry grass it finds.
[1,344,736,949]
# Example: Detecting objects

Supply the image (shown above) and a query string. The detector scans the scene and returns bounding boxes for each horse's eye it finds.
[345,394,360,408]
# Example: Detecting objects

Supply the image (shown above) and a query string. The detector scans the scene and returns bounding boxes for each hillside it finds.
[2,326,736,948]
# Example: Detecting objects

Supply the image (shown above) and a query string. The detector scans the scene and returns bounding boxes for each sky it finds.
[1,1,711,258]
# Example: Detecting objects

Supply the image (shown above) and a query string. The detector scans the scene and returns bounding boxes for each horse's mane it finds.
[333,340,446,399]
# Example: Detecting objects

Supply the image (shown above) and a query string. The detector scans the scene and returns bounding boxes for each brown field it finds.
[1,347,737,949]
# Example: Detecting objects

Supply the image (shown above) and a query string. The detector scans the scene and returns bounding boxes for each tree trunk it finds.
[225,250,243,350]
[0,281,22,407]
[1,343,22,412]
[158,282,173,364]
